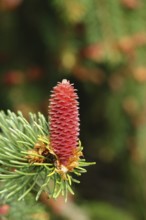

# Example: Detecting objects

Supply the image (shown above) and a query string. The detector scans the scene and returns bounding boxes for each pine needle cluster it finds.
[0,110,94,202]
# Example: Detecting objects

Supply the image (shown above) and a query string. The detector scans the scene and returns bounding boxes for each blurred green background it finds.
[1,0,146,219]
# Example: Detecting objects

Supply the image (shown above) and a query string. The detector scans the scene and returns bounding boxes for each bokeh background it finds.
[1,0,146,219]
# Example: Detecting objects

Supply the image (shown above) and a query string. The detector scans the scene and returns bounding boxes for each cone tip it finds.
[62,79,69,84]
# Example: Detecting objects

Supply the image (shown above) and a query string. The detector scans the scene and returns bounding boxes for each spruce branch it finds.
[0,80,95,202]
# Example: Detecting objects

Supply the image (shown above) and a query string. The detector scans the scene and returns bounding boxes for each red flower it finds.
[49,79,80,165]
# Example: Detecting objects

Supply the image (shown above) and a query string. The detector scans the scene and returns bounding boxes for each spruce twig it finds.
[0,80,95,202]
[0,110,95,202]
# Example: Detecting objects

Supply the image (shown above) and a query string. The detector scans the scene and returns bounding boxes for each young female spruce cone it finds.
[49,79,80,166]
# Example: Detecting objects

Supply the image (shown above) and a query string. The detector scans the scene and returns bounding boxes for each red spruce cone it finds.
[49,79,80,165]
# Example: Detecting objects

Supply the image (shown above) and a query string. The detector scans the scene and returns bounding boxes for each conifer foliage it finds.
[0,80,94,202]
